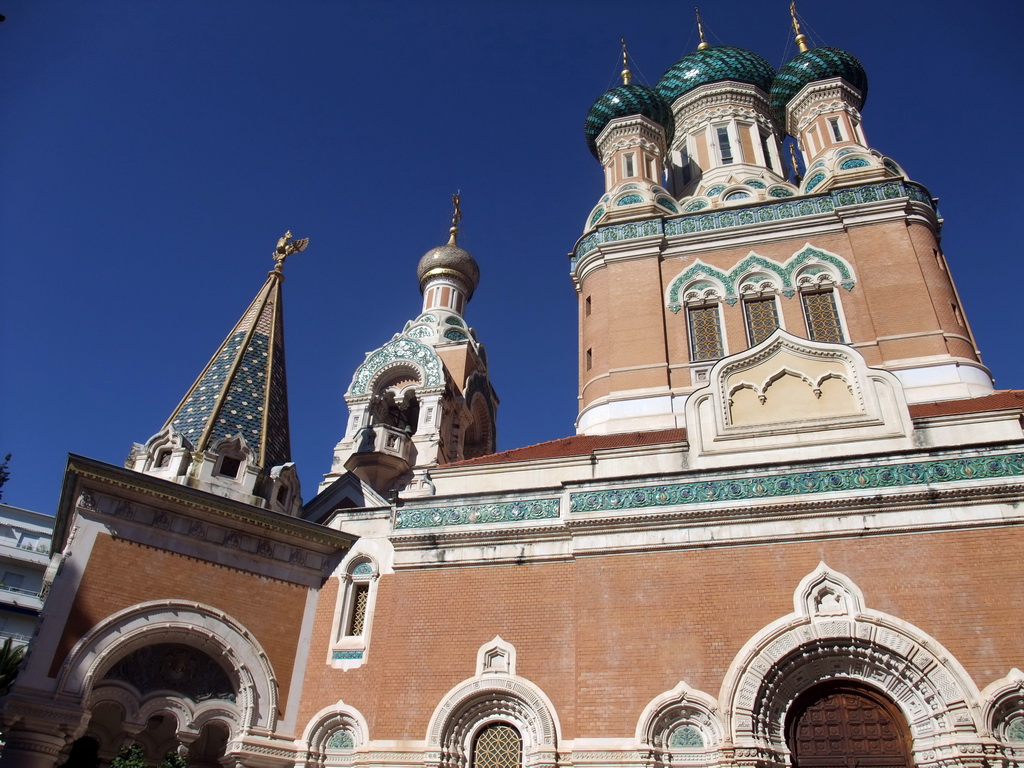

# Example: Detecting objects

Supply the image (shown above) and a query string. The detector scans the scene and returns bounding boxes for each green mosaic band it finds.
[569,453,1024,514]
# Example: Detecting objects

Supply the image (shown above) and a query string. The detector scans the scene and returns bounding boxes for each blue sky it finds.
[2,1,1021,515]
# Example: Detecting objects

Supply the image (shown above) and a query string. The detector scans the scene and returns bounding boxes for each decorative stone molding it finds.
[298,699,369,768]
[666,245,855,312]
[348,337,444,397]
[636,680,723,754]
[425,653,561,768]
[719,564,986,768]
[685,330,913,460]
[55,600,278,733]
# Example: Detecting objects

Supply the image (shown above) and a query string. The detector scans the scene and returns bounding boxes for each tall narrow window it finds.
[716,127,733,164]
[586,348,593,370]
[473,724,523,768]
[760,133,775,171]
[687,305,724,361]
[802,290,845,342]
[585,296,592,316]
[623,153,636,177]
[680,144,693,185]
[828,117,843,142]
[333,557,378,664]
[744,297,780,345]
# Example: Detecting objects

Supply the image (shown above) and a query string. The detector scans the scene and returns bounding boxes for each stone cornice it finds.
[55,455,355,554]
[571,180,937,275]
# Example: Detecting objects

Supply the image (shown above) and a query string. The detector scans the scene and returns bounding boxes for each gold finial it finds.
[695,7,710,50]
[620,38,632,85]
[788,141,803,182]
[448,192,462,244]
[790,1,810,53]
[273,230,309,273]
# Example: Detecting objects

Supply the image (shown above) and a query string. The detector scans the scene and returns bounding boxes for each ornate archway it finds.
[719,564,985,768]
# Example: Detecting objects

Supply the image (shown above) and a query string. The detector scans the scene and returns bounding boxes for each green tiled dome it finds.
[770,47,868,127]
[656,46,775,105]
[585,84,674,159]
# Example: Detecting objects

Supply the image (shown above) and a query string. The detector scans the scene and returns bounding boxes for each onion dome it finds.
[770,47,868,126]
[584,84,674,159]
[417,234,480,298]
[656,46,775,105]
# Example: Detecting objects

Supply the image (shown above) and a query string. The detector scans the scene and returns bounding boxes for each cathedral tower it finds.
[322,197,498,497]
[573,13,991,436]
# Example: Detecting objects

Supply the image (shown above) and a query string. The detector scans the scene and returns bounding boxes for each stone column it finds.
[1,726,68,768]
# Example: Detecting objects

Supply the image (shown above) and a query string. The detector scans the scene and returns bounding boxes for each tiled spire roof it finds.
[161,266,292,470]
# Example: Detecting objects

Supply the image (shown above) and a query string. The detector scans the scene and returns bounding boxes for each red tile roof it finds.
[443,428,687,468]
[908,390,1024,418]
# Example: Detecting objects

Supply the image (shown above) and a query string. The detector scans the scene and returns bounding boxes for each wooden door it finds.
[787,685,911,768]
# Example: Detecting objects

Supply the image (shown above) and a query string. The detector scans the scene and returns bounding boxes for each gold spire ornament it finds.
[273,230,309,272]
[448,193,462,244]
[789,141,803,183]
[620,38,632,85]
[695,7,710,50]
[790,1,810,53]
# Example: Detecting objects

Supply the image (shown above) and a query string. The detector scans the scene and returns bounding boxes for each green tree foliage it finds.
[0,636,25,695]
[109,744,147,768]
[158,749,188,768]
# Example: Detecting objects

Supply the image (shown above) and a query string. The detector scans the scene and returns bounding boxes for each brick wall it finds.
[297,524,1023,741]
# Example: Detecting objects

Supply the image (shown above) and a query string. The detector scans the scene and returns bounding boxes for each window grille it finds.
[744,298,779,346]
[668,725,704,748]
[802,290,844,343]
[717,127,733,164]
[347,584,369,636]
[473,724,522,768]
[687,305,724,361]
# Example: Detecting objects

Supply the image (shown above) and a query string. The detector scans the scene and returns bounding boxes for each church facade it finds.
[2,15,1023,768]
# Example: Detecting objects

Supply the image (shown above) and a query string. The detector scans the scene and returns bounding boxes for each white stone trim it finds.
[55,599,279,733]
[425,649,561,768]
[719,564,986,768]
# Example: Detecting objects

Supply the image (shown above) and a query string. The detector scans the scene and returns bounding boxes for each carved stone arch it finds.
[56,600,278,734]
[299,699,369,768]
[719,564,985,768]
[426,648,560,768]
[636,680,723,754]
[348,337,444,396]
[731,253,789,290]
[667,260,732,312]
[980,668,1024,743]
[784,244,855,289]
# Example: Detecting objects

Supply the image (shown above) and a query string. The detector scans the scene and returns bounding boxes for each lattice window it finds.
[744,297,779,346]
[1008,716,1024,741]
[348,584,369,636]
[473,723,522,768]
[687,305,724,361]
[802,290,845,343]
[668,724,704,748]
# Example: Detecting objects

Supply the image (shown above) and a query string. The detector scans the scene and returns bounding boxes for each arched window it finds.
[473,723,522,768]
[687,304,724,361]
[332,557,379,666]
[801,289,845,343]
[743,296,780,346]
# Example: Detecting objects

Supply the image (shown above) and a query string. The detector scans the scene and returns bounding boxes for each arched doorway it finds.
[786,684,911,768]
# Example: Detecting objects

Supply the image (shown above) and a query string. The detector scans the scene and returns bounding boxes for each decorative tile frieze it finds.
[569,453,1024,514]
[572,180,934,268]
[349,337,443,396]
[395,498,561,530]
[332,650,364,660]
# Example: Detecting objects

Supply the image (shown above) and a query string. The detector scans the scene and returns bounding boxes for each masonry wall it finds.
[297,523,1024,740]
[50,532,309,720]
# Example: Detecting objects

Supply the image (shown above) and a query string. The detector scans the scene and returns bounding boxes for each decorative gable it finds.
[685,329,913,466]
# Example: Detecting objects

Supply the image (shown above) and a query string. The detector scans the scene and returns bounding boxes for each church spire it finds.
[128,233,308,514]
